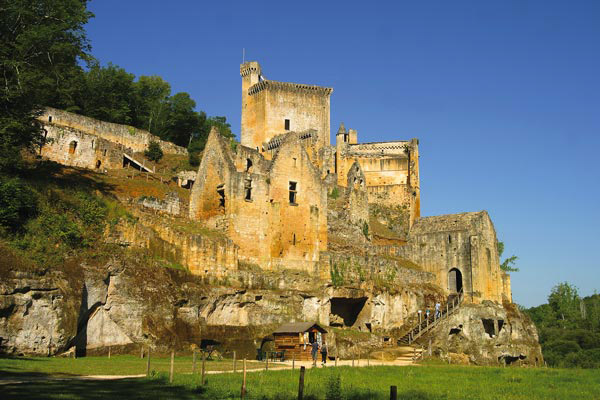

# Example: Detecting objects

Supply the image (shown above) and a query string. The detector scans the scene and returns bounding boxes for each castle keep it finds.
[189,61,511,304]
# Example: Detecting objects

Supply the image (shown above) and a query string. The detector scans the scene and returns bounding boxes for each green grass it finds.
[1,359,598,399]
[0,355,264,377]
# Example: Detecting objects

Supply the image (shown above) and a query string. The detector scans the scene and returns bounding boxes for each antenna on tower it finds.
[242,48,245,63]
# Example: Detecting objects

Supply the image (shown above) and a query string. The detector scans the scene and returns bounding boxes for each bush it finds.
[144,140,163,162]
[325,373,342,400]
[0,177,38,231]
[188,151,200,167]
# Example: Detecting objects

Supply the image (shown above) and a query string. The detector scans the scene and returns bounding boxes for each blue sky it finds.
[86,0,600,307]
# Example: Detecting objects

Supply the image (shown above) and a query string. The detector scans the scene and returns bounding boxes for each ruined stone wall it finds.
[240,62,332,153]
[190,130,328,273]
[40,107,187,155]
[40,124,124,170]
[111,210,238,278]
[335,132,420,226]
[394,211,506,303]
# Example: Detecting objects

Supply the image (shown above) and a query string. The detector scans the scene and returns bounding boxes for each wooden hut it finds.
[273,322,328,361]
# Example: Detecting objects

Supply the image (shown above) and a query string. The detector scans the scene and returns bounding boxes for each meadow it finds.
[1,356,598,400]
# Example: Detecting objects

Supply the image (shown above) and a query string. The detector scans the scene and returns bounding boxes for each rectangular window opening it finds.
[244,179,252,201]
[289,181,297,204]
[284,119,290,130]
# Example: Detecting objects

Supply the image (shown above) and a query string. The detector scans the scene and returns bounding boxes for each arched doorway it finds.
[448,268,463,293]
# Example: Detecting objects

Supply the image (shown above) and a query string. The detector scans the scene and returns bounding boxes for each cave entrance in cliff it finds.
[448,268,463,293]
[330,297,368,327]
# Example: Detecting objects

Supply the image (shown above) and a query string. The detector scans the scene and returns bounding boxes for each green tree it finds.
[144,140,163,162]
[80,63,135,124]
[497,240,519,272]
[0,0,93,170]
[131,75,171,133]
[164,92,205,147]
[548,282,581,327]
[0,177,38,231]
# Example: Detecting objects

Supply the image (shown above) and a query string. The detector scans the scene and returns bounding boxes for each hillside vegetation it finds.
[525,283,600,368]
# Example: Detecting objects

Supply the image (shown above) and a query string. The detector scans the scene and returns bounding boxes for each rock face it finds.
[426,301,543,366]
[1,253,442,358]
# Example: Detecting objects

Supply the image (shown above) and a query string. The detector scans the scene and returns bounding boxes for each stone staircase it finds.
[397,290,464,346]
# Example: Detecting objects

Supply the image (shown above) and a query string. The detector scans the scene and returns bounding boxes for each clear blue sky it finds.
[86,0,600,307]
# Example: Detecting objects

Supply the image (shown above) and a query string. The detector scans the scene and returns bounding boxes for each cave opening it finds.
[482,318,495,337]
[330,297,368,327]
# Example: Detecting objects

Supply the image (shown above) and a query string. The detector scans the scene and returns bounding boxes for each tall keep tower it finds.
[240,61,333,154]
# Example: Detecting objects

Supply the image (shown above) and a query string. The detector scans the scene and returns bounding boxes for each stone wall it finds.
[40,107,187,155]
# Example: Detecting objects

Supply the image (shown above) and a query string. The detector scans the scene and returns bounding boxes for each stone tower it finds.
[240,61,333,156]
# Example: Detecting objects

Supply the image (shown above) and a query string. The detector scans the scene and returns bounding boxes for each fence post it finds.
[292,354,295,370]
[233,350,237,373]
[193,349,197,374]
[298,366,305,400]
[241,359,247,399]
[201,351,206,385]
[334,356,337,367]
[266,354,269,371]
[358,351,360,366]
[108,346,111,359]
[390,385,398,400]
[169,350,174,383]
[146,347,151,376]
[352,355,355,367]
[140,345,144,359]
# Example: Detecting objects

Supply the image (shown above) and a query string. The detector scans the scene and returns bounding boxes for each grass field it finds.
[1,356,599,400]
[0,355,265,377]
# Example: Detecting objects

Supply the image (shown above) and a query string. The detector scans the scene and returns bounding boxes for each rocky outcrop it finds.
[1,250,444,359]
[424,301,543,366]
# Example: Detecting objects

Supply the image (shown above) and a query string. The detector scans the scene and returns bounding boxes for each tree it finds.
[548,282,581,327]
[497,240,519,272]
[0,0,93,170]
[131,75,171,133]
[144,140,163,162]
[79,62,135,124]
[164,92,204,147]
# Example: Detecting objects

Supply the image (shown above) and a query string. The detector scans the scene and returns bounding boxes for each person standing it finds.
[435,302,441,319]
[311,341,319,366]
[320,342,328,365]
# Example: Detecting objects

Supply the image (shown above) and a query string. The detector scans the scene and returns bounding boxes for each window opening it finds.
[448,235,452,244]
[344,133,349,142]
[293,233,296,245]
[48,116,52,122]
[289,181,297,204]
[69,141,77,154]
[284,119,290,130]
[217,184,225,209]
[293,157,297,167]
[246,158,253,172]
[95,160,101,169]
[91,140,94,149]
[244,179,252,201]
[103,149,107,156]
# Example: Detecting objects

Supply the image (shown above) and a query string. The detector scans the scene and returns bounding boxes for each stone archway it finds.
[448,268,463,293]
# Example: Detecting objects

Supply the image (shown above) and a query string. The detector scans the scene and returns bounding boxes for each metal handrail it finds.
[399,290,464,345]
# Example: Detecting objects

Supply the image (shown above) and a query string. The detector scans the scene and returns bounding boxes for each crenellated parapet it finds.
[247,80,333,96]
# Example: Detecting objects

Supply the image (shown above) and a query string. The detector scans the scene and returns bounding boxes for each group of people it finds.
[310,341,328,365]
[418,302,442,321]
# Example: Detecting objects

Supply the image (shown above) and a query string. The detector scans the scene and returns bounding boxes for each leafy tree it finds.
[131,75,171,133]
[164,92,205,147]
[0,0,93,170]
[548,282,581,327]
[79,62,135,124]
[0,177,38,231]
[144,140,163,162]
[497,240,519,272]
[207,116,235,140]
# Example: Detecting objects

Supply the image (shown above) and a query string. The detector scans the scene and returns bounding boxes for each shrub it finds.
[0,177,38,231]
[144,140,163,162]
[329,187,339,199]
[188,151,200,167]
[325,373,342,400]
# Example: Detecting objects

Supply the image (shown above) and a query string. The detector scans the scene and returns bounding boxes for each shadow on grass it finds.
[1,375,206,400]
